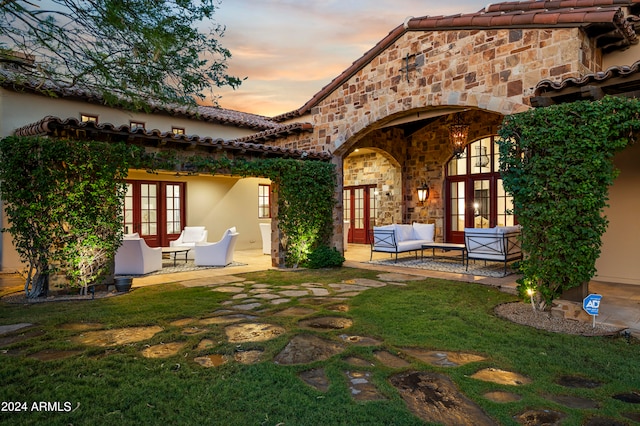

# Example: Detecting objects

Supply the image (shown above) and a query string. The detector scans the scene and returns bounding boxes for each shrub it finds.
[305,245,345,269]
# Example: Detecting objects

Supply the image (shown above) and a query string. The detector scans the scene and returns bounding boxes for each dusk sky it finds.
[214,1,491,117]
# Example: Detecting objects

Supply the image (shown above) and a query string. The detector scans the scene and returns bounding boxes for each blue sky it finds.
[214,1,492,116]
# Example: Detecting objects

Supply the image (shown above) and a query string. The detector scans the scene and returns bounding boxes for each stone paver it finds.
[0,323,33,336]
[141,342,186,359]
[470,368,532,386]
[73,326,163,347]
[251,293,279,299]
[212,286,246,293]
[225,323,285,343]
[279,290,310,297]
[2,266,633,426]
[232,302,262,311]
[308,288,330,296]
[345,371,386,401]
[346,278,387,288]
[194,354,228,367]
[180,276,246,287]
[328,283,370,292]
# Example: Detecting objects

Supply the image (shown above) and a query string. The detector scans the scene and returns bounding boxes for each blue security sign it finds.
[583,294,603,316]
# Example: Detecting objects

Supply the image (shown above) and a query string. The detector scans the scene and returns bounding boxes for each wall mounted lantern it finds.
[417,181,430,204]
[449,113,469,158]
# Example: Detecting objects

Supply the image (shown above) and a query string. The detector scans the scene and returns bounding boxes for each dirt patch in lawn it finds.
[390,371,495,426]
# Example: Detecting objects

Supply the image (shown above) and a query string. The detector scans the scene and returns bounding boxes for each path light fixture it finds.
[417,181,430,205]
[449,113,469,158]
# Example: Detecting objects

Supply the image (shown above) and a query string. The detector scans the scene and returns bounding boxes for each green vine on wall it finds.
[498,96,640,308]
[154,154,338,268]
[0,136,142,297]
[0,136,338,298]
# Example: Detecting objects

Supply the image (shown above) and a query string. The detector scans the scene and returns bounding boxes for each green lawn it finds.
[0,268,638,425]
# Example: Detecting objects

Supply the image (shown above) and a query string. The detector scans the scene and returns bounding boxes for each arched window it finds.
[445,136,515,243]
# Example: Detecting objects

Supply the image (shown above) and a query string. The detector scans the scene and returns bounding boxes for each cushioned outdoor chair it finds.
[170,226,208,259]
[114,237,162,275]
[194,227,239,267]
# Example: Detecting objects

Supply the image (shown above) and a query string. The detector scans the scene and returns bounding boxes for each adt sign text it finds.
[583,294,602,316]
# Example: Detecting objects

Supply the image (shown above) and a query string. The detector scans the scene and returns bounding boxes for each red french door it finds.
[123,181,185,247]
[343,185,376,244]
[445,136,516,243]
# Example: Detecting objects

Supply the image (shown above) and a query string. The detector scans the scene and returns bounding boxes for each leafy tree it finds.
[0,136,137,298]
[0,0,242,109]
[498,96,640,308]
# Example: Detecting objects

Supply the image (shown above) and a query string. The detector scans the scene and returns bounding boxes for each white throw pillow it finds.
[123,233,140,239]
[394,224,414,242]
[412,223,435,241]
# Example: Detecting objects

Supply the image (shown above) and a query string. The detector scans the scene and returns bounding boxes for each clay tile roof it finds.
[535,58,640,92]
[273,0,640,121]
[12,116,329,161]
[0,67,278,131]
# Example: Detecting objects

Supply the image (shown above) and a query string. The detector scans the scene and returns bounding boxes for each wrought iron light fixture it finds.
[417,181,430,204]
[449,113,470,158]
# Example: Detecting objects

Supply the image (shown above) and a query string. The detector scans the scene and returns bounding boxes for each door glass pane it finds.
[447,150,467,176]
[140,183,158,236]
[473,179,490,228]
[343,190,351,223]
[354,188,364,228]
[165,183,182,234]
[123,183,133,234]
[369,189,377,228]
[470,137,492,174]
[497,179,514,226]
[450,181,465,231]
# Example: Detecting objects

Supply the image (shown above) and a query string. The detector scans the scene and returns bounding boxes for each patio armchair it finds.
[170,226,208,259]
[194,227,239,267]
[114,237,162,275]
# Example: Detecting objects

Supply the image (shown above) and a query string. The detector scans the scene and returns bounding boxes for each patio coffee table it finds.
[421,243,466,264]
[161,246,191,267]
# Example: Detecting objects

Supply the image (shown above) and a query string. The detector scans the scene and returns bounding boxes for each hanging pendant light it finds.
[449,113,469,158]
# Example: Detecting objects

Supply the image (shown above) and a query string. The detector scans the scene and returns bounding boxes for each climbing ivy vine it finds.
[172,155,338,268]
[0,136,141,297]
[497,96,640,308]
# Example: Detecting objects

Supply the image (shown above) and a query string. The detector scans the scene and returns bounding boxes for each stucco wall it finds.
[596,141,640,285]
[0,88,254,139]
[126,170,270,252]
[0,89,267,272]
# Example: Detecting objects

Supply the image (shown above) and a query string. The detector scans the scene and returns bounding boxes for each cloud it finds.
[214,0,490,116]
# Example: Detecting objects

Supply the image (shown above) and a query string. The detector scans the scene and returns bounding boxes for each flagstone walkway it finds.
[2,248,640,424]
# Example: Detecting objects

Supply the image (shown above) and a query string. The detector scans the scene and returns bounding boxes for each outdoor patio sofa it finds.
[194,227,239,267]
[170,226,208,259]
[464,225,522,275]
[114,233,162,275]
[370,222,435,262]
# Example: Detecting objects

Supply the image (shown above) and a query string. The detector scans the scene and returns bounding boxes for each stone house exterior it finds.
[1,0,640,286]
[261,0,640,285]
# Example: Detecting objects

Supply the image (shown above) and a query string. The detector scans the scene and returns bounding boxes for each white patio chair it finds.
[194,227,239,267]
[114,237,162,275]
[170,226,208,259]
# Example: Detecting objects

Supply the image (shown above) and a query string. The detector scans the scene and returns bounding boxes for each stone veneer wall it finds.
[265,27,598,247]
[271,27,592,154]
[403,110,504,240]
[343,149,402,226]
